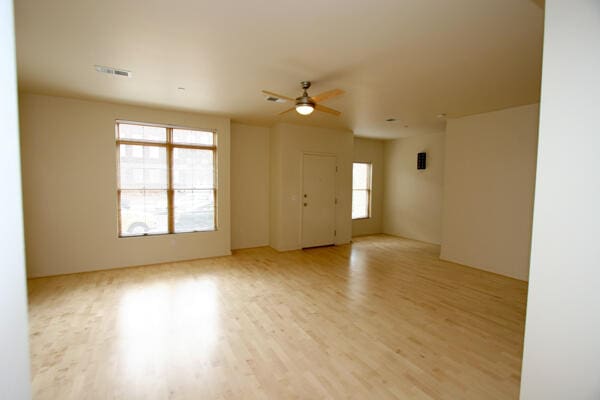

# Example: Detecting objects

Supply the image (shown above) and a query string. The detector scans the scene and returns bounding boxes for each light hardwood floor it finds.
[27,235,527,399]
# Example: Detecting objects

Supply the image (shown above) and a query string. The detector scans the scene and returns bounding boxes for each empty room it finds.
[2,0,600,399]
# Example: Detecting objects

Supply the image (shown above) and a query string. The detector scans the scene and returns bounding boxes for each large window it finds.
[116,122,217,237]
[352,162,372,219]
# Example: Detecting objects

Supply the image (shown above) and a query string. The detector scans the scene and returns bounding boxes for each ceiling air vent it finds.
[94,65,132,78]
[265,96,286,104]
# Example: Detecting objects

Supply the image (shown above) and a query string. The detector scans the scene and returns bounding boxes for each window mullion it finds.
[167,128,175,233]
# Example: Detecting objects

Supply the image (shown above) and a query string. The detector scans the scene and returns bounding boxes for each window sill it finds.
[119,229,218,238]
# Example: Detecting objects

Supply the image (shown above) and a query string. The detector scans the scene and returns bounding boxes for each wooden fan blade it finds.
[311,89,345,103]
[315,104,341,116]
[278,107,296,115]
[262,90,296,102]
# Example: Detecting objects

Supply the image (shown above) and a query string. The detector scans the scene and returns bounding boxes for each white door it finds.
[302,154,336,248]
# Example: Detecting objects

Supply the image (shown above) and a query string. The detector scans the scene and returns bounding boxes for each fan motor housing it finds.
[296,96,315,108]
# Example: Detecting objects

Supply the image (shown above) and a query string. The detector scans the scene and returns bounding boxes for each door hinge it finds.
[334,197,338,205]
[336,166,338,172]
[334,230,337,236]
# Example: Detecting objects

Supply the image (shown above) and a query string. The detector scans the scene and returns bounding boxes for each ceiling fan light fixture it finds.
[296,104,314,115]
[295,92,315,115]
[263,81,343,117]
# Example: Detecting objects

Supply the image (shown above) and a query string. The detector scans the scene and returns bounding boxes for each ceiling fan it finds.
[262,81,344,116]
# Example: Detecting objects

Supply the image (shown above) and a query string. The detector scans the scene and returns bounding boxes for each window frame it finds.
[115,120,218,237]
[352,162,372,220]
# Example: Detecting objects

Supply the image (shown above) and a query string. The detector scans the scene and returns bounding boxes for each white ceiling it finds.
[14,0,544,139]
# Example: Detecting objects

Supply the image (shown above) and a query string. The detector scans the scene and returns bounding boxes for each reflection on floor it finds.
[27,234,527,399]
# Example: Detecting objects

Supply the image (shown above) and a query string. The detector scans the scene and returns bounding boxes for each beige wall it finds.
[19,93,231,277]
[383,132,445,244]
[521,2,600,398]
[269,126,283,250]
[230,123,269,249]
[270,123,353,251]
[441,104,539,281]
[352,137,384,236]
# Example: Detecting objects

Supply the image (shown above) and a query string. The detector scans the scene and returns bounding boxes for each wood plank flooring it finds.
[27,235,528,399]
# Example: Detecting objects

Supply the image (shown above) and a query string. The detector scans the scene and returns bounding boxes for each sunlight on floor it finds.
[118,278,219,376]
